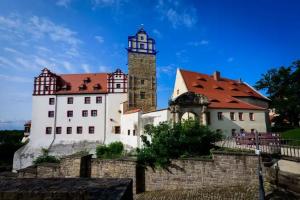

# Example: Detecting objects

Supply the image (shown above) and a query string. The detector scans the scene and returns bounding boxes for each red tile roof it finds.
[179,69,268,110]
[56,73,108,94]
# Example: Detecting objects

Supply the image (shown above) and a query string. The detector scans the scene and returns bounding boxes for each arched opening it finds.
[181,112,198,122]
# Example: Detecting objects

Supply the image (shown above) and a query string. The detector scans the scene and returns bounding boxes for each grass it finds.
[281,128,300,146]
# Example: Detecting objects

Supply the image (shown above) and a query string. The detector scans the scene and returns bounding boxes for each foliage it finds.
[254,60,300,127]
[281,128,300,139]
[137,120,223,169]
[0,130,23,166]
[33,148,60,165]
[96,141,124,159]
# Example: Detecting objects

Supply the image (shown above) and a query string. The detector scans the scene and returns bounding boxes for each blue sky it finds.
[0,0,300,129]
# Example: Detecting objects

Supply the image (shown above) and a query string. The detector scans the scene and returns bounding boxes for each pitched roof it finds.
[179,69,267,110]
[56,73,108,94]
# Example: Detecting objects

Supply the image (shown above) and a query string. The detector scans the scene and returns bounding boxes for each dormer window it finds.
[79,84,87,91]
[210,99,220,103]
[197,77,207,81]
[140,36,144,40]
[214,86,224,90]
[84,77,91,84]
[93,84,101,90]
[192,83,203,88]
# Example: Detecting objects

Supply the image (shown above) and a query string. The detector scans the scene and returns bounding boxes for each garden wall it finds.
[18,152,263,194]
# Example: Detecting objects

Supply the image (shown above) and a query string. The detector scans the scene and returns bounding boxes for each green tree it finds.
[254,60,300,127]
[137,120,222,169]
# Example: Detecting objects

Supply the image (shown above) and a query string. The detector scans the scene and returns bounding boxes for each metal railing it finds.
[215,133,300,160]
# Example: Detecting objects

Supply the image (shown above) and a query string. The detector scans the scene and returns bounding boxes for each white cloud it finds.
[92,0,125,7]
[56,0,72,8]
[187,40,209,47]
[152,29,162,38]
[95,35,104,43]
[99,65,112,72]
[0,74,31,83]
[227,57,234,62]
[157,64,176,76]
[156,0,197,28]
[82,64,91,73]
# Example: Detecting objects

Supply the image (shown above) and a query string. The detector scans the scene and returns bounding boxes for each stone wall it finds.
[145,152,259,191]
[18,154,91,178]
[91,158,138,193]
[17,152,264,195]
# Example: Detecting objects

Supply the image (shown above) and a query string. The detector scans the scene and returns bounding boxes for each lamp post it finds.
[255,131,265,200]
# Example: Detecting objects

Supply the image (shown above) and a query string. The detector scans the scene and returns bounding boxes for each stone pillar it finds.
[201,106,208,126]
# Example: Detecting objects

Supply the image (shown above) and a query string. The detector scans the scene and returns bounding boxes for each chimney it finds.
[238,78,242,83]
[213,71,220,81]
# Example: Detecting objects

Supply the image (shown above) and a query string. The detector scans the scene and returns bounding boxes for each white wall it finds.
[30,95,56,148]
[172,69,188,99]
[120,111,140,148]
[104,93,128,144]
[54,94,106,144]
[208,108,267,136]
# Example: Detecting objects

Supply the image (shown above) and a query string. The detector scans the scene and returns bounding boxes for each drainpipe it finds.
[49,95,58,150]
[103,95,107,144]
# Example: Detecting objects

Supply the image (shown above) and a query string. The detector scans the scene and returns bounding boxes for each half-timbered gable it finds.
[107,69,128,93]
[33,68,58,95]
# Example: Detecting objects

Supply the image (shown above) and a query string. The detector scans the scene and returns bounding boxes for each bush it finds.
[33,148,60,165]
[96,142,124,159]
[0,130,23,166]
[137,120,222,169]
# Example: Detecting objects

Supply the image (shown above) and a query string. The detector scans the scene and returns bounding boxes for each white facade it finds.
[208,109,267,136]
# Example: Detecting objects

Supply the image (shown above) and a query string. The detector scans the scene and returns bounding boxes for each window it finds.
[239,112,243,121]
[206,112,211,125]
[140,92,145,99]
[91,110,97,117]
[89,126,94,134]
[82,110,88,117]
[116,84,121,88]
[140,36,144,40]
[44,86,49,91]
[240,129,245,133]
[217,112,223,120]
[176,89,179,95]
[231,129,236,137]
[216,129,222,134]
[77,126,82,134]
[85,97,91,104]
[67,97,73,104]
[251,129,255,133]
[48,111,54,118]
[96,96,102,104]
[230,112,235,121]
[49,98,55,105]
[133,130,136,136]
[140,43,145,49]
[249,113,254,121]
[67,110,73,117]
[67,127,72,134]
[56,127,62,134]
[128,130,130,135]
[141,80,144,85]
[46,127,52,134]
[115,126,120,134]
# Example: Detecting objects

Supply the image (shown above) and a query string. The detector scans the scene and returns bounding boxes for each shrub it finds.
[137,120,223,169]
[33,148,60,165]
[96,142,124,159]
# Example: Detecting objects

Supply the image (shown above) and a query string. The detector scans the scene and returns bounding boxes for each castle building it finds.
[13,28,270,171]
